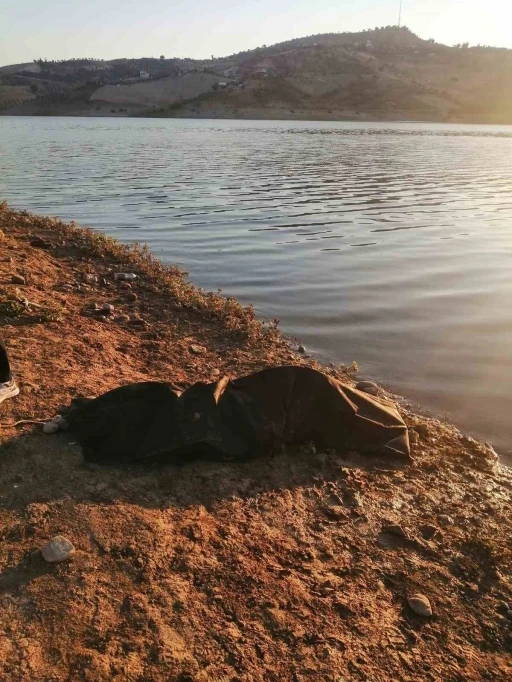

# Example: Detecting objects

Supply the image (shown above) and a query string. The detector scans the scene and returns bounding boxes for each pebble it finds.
[114,272,137,281]
[211,368,220,377]
[408,593,432,617]
[42,421,59,434]
[41,535,75,563]
[437,514,454,527]
[190,344,207,355]
[414,423,429,438]
[356,381,379,396]
[409,430,419,445]
[125,292,138,302]
[11,274,26,285]
[298,344,306,354]
[82,273,98,284]
[101,303,115,314]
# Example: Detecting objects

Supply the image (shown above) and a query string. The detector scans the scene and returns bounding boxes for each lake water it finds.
[1,117,512,457]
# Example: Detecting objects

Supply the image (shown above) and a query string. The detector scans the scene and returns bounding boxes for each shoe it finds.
[0,378,20,405]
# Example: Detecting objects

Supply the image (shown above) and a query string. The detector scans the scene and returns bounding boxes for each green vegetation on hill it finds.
[1,26,511,123]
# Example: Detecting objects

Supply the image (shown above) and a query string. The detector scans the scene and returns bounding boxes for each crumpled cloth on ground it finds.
[65,365,410,465]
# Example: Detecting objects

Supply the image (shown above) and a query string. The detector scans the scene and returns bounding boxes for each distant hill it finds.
[1,27,512,123]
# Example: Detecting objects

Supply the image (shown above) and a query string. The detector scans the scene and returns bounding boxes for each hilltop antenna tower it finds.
[398,1,402,27]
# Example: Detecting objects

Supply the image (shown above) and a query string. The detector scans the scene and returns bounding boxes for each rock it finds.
[408,594,432,617]
[333,600,355,618]
[323,504,347,521]
[11,274,26,285]
[356,381,379,396]
[409,430,419,445]
[507,610,512,621]
[115,314,130,323]
[414,423,429,438]
[382,523,408,539]
[42,421,59,434]
[101,303,115,314]
[497,601,510,614]
[114,272,137,281]
[30,236,52,249]
[82,273,98,284]
[129,316,145,325]
[21,383,37,395]
[211,368,220,377]
[298,344,306,354]
[126,293,138,302]
[419,524,439,540]
[190,344,207,355]
[42,535,75,563]
[437,514,454,527]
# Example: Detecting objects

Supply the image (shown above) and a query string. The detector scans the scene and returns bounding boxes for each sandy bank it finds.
[0,203,511,681]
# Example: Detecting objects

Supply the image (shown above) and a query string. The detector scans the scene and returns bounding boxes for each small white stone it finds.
[42,421,59,434]
[42,535,75,563]
[408,593,432,617]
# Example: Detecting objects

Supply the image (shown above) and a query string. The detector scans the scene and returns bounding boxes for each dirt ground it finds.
[0,205,511,682]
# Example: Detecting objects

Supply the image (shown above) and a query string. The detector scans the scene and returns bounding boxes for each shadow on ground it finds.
[0,428,406,513]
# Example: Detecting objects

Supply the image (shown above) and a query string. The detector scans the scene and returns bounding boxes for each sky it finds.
[1,0,511,66]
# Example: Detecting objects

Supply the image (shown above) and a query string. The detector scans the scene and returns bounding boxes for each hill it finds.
[1,26,512,122]
[1,203,511,680]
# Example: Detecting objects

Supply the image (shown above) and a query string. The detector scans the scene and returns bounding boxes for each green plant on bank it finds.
[37,303,64,323]
[0,299,25,318]
[0,201,281,344]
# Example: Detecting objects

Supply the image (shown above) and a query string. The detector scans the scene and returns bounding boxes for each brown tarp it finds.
[65,365,410,465]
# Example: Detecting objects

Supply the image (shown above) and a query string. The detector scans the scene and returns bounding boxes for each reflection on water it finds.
[1,117,512,458]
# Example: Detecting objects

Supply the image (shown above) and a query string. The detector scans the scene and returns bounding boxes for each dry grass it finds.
[0,202,282,344]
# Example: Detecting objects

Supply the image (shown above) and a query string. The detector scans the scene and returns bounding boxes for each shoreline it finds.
[2,109,512,127]
[1,203,511,680]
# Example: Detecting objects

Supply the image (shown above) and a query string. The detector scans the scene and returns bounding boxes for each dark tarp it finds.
[65,365,410,465]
